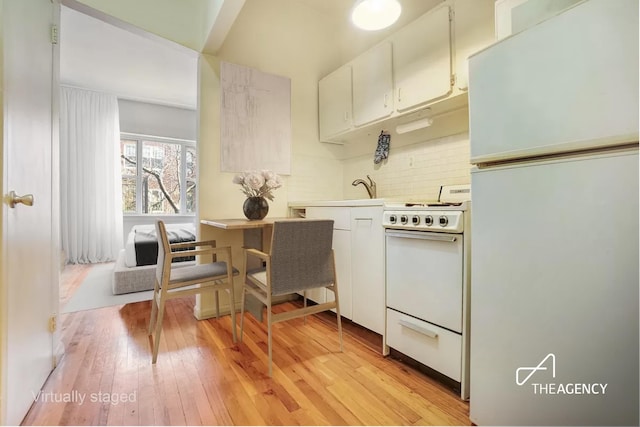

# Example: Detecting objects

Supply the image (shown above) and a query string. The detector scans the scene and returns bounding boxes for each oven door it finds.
[386,229,463,333]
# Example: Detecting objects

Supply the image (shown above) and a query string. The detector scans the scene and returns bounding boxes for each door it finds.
[1,0,57,424]
[352,42,393,126]
[351,207,384,335]
[324,229,352,319]
[385,230,463,333]
[318,65,352,141]
[469,151,639,425]
[469,0,639,163]
[392,5,452,112]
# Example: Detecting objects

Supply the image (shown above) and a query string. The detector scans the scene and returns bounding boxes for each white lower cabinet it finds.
[350,207,384,334]
[304,205,384,335]
[324,229,351,319]
[304,207,352,316]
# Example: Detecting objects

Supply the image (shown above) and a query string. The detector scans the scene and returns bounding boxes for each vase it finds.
[243,196,269,220]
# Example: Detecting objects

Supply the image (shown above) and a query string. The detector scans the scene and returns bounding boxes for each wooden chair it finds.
[239,219,344,376]
[149,220,237,363]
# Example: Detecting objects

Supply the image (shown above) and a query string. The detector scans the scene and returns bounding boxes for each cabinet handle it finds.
[354,217,373,221]
[398,320,438,339]
[384,93,388,108]
[398,88,402,103]
[344,111,348,121]
[386,230,457,242]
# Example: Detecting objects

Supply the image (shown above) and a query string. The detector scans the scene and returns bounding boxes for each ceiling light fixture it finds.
[351,0,402,31]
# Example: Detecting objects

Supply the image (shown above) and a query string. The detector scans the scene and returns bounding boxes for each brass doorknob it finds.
[7,191,34,208]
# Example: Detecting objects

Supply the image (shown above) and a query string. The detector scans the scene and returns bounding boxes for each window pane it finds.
[186,146,196,181]
[121,136,196,215]
[186,179,196,214]
[142,141,181,214]
[122,177,137,213]
[120,140,137,175]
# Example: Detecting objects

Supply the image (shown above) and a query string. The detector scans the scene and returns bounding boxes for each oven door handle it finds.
[398,320,439,339]
[385,230,457,242]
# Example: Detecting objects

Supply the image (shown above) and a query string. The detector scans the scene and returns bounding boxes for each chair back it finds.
[269,219,335,296]
[155,220,171,286]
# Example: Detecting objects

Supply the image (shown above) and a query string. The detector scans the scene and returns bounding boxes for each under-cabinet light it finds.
[395,117,433,134]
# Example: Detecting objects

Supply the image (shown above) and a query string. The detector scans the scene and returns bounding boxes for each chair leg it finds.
[267,300,273,377]
[151,299,166,364]
[335,301,344,353]
[215,290,220,318]
[228,284,237,343]
[148,280,160,335]
[239,286,246,342]
[332,285,344,353]
[148,292,158,335]
[303,290,307,325]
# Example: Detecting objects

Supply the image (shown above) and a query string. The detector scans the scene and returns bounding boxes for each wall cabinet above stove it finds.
[318,0,495,144]
[392,5,452,113]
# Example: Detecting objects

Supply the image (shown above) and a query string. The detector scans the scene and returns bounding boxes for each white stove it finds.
[382,185,470,233]
[383,184,471,399]
[382,205,467,233]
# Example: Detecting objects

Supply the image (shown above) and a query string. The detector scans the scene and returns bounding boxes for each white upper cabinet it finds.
[318,65,353,140]
[454,0,495,91]
[352,42,394,126]
[317,0,495,143]
[392,5,452,112]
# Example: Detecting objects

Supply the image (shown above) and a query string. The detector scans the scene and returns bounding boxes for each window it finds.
[120,134,197,215]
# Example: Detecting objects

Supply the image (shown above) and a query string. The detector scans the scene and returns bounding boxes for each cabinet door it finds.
[319,65,353,140]
[454,0,495,91]
[351,207,385,335]
[392,5,452,112]
[304,207,352,306]
[325,229,352,319]
[469,0,639,162]
[352,42,394,126]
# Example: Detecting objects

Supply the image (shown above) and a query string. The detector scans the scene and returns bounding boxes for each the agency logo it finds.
[516,353,556,385]
[516,353,608,395]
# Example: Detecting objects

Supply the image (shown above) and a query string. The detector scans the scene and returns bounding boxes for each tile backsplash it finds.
[344,132,471,201]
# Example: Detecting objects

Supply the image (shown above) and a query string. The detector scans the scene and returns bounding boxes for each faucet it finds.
[352,175,377,199]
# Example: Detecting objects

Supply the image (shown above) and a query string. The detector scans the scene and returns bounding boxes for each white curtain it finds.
[60,86,123,263]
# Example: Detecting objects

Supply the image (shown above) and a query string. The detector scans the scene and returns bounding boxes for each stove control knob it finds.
[425,215,434,226]
[439,215,449,227]
[389,214,397,224]
[412,215,420,225]
[400,215,408,225]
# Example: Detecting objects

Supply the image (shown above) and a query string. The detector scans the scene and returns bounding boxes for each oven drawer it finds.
[386,309,462,381]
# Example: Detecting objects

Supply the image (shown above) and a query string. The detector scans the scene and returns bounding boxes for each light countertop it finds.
[288,198,385,208]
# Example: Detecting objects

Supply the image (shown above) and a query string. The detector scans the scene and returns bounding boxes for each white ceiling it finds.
[60,5,199,109]
[59,0,443,110]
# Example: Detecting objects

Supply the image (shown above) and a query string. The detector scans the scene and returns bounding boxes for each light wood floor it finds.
[22,265,471,426]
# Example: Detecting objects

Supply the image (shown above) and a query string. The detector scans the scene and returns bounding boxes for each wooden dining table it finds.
[196,217,294,322]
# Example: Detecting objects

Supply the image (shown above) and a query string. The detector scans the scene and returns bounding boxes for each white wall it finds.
[196,0,481,211]
[199,0,348,222]
[344,132,472,201]
[74,0,216,52]
[118,99,196,140]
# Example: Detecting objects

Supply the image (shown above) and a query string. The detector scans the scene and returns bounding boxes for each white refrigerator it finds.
[467,0,638,425]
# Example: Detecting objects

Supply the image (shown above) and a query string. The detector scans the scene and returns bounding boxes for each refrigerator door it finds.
[469,0,638,164]
[470,150,638,426]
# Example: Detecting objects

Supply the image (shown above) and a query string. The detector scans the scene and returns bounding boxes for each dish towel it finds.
[374,131,391,164]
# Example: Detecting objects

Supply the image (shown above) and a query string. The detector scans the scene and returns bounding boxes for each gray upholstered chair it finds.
[239,219,344,376]
[149,220,237,363]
